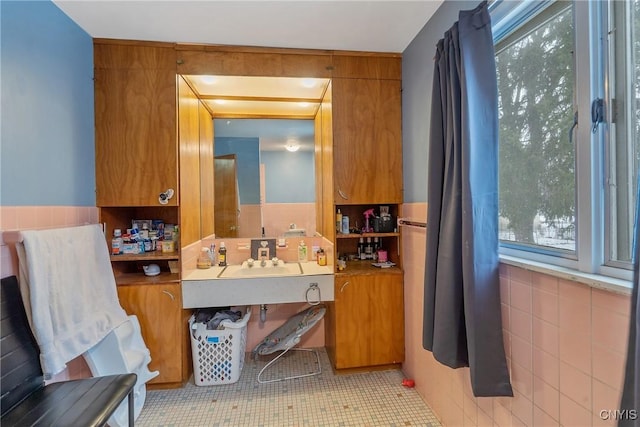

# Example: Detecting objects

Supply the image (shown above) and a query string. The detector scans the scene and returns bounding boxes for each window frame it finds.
[491,0,633,283]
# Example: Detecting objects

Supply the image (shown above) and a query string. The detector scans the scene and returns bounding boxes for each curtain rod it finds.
[397,218,427,229]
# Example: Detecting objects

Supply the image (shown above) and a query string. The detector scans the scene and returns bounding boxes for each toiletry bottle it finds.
[298,240,308,262]
[218,242,227,266]
[336,209,342,233]
[341,215,350,234]
[372,237,380,261]
[209,244,216,264]
[111,229,123,255]
[365,237,373,259]
[358,237,365,260]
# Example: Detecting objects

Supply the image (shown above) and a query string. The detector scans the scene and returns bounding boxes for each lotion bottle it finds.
[298,240,308,262]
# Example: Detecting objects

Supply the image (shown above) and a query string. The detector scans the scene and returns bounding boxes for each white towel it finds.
[16,224,128,376]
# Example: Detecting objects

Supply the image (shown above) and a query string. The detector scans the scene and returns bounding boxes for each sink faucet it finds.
[258,248,269,267]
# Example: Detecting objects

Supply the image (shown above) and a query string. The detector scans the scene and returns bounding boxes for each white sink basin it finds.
[219,261,302,278]
[182,262,334,308]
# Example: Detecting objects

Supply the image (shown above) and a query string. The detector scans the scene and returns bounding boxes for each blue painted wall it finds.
[0,0,475,208]
[1,0,95,206]
[401,1,477,203]
[261,150,314,203]
[214,137,261,204]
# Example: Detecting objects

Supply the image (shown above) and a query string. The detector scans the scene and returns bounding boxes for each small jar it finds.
[316,248,327,266]
[197,247,212,269]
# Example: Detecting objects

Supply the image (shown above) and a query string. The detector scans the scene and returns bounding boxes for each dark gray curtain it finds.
[423,1,513,397]
[619,174,640,426]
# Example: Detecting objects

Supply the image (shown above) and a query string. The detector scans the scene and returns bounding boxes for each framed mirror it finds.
[181,74,330,240]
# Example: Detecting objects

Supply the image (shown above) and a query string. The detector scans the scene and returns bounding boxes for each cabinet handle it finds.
[158,188,175,205]
[162,290,175,301]
[339,281,350,293]
[338,189,349,200]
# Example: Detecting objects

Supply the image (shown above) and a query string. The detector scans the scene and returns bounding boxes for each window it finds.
[495,2,576,254]
[492,0,639,279]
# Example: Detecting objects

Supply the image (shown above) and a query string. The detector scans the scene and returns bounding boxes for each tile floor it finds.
[137,348,441,426]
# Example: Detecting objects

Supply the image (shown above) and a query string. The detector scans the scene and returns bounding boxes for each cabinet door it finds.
[334,274,404,369]
[117,283,183,385]
[332,78,402,204]
[95,45,178,206]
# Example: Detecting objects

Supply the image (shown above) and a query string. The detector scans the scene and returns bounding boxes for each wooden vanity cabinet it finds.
[116,282,190,387]
[326,272,404,369]
[94,41,178,207]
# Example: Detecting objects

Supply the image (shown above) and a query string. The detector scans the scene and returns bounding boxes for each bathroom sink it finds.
[219,261,302,278]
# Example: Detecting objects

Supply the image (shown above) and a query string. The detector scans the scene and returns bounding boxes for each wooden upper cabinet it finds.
[94,42,178,206]
[332,78,403,204]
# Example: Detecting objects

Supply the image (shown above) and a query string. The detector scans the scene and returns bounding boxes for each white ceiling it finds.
[52,1,443,53]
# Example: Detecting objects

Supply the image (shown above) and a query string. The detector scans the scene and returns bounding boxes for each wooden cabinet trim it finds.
[94,38,176,48]
[331,55,402,80]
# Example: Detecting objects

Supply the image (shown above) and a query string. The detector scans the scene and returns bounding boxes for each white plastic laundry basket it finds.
[189,308,251,386]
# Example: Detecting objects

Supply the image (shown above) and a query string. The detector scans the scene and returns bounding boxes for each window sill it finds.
[499,254,633,296]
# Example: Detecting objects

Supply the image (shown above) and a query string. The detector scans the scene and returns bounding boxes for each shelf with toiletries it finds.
[99,206,181,286]
[110,251,180,262]
[333,204,402,269]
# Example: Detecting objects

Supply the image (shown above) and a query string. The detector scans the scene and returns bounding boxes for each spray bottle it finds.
[363,208,375,233]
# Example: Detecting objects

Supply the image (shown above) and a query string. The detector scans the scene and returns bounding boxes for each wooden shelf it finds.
[114,272,180,286]
[335,232,399,239]
[335,260,402,275]
[110,251,179,262]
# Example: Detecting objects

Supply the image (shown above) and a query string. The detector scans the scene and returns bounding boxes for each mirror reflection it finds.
[213,118,316,239]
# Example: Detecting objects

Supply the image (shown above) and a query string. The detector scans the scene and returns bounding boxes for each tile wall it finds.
[401,203,633,427]
[1,206,328,381]
[0,205,99,382]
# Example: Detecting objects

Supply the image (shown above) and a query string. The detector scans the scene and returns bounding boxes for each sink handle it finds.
[305,282,321,305]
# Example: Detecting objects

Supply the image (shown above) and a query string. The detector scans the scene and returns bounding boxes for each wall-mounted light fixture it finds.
[285,138,300,152]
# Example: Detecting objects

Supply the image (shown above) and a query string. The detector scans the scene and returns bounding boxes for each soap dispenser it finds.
[298,240,308,262]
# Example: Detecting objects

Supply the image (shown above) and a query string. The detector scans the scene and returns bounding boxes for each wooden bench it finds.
[1,275,138,426]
